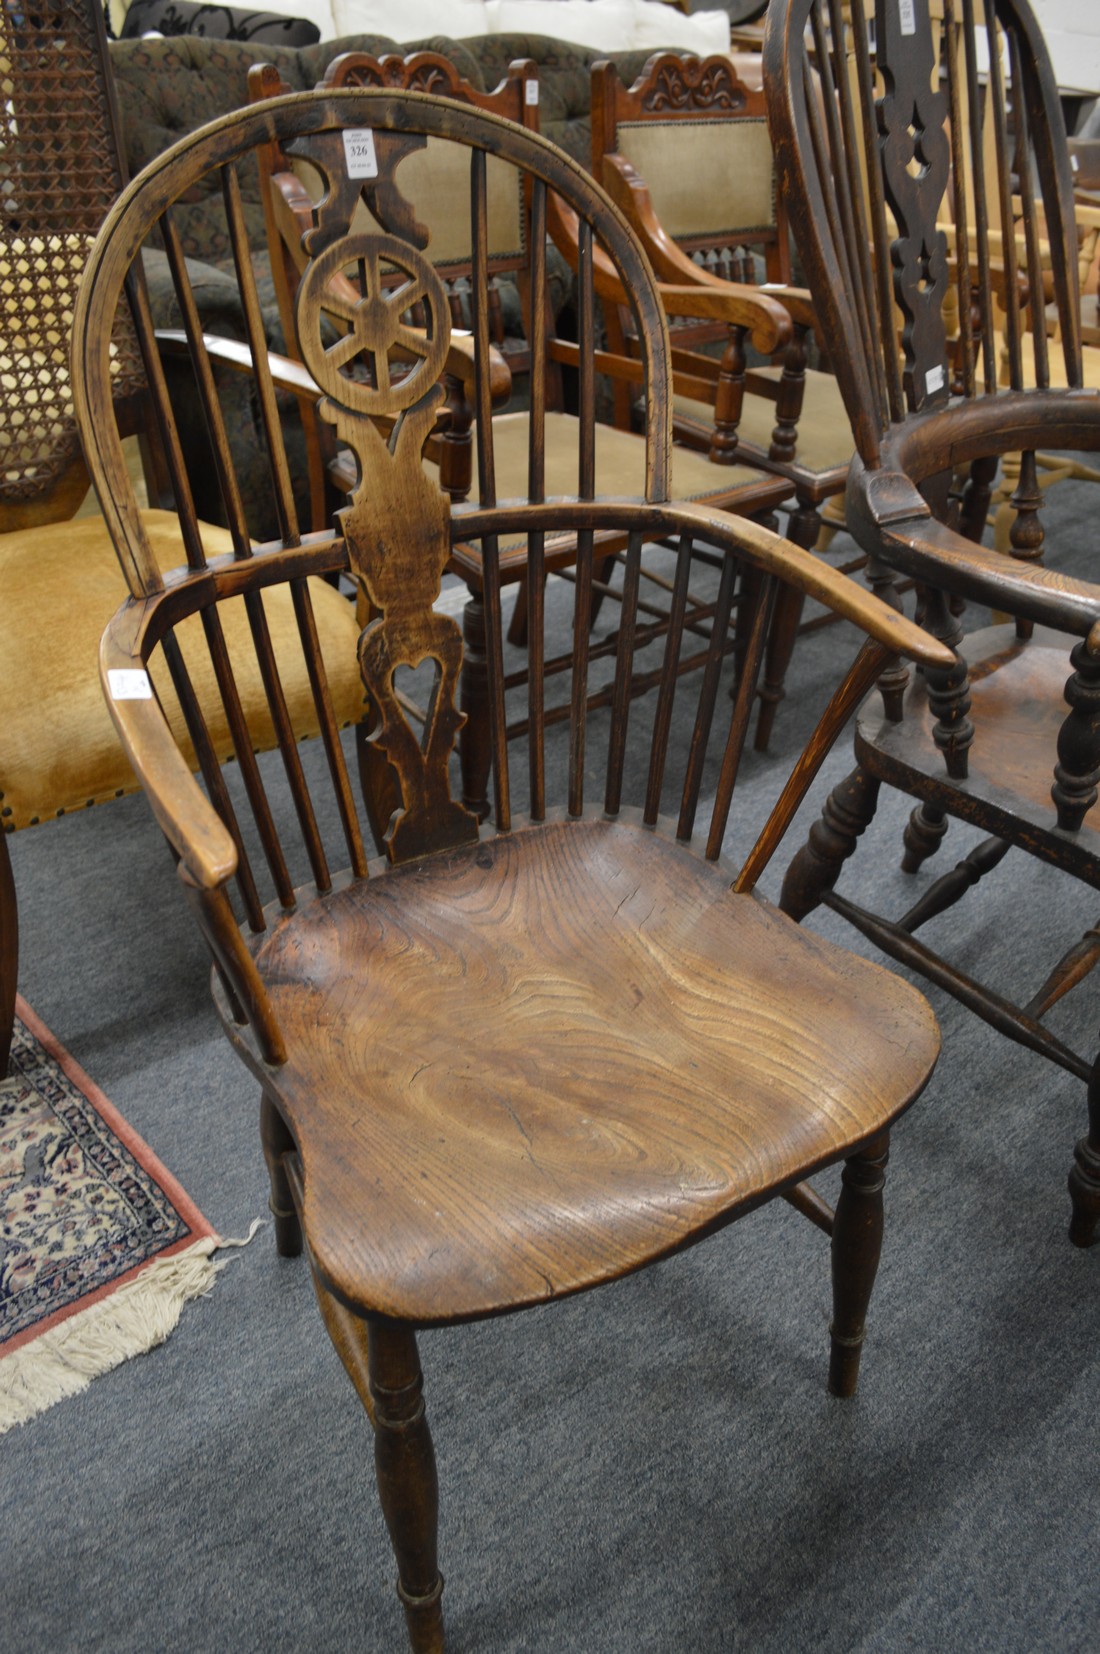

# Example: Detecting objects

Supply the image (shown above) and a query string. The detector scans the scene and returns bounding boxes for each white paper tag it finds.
[926,362,946,395]
[1072,152,1080,174]
[343,128,378,180]
[525,79,539,106]
[108,668,153,701]
[899,0,916,34]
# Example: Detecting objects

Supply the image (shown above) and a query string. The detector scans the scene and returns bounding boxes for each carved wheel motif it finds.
[296,233,449,415]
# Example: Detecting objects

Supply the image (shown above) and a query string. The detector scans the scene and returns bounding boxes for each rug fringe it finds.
[0,1237,222,1434]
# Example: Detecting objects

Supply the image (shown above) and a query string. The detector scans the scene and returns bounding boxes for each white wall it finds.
[1031,0,1100,94]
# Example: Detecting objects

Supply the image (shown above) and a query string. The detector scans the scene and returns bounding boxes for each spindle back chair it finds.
[766,0,1100,1243]
[76,90,947,1651]
[247,51,799,820]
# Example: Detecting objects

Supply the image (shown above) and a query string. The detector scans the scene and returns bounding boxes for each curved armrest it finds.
[758,283,818,330]
[849,398,1100,638]
[453,495,953,670]
[664,499,953,668]
[546,183,791,357]
[157,326,511,408]
[100,601,238,890]
[853,471,1100,639]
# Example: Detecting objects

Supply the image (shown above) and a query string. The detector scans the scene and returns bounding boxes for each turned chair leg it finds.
[0,829,17,1077]
[369,1319,446,1654]
[829,1132,889,1398]
[754,580,805,754]
[779,765,882,923]
[901,802,949,874]
[1069,1054,1100,1248]
[260,1091,302,1257]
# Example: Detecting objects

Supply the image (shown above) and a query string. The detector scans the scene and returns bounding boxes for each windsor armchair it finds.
[247,49,797,820]
[766,0,1100,1242]
[77,91,946,1650]
[588,51,859,749]
[0,0,365,1077]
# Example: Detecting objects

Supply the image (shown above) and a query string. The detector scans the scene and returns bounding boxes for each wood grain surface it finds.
[255,817,938,1323]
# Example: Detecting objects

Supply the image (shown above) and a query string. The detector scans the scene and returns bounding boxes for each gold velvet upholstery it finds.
[0,510,365,832]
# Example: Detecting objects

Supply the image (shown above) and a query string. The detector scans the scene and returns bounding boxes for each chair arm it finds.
[758,283,819,330]
[851,457,1100,641]
[545,186,790,358]
[663,500,953,668]
[453,496,952,670]
[157,326,511,409]
[100,600,238,890]
[653,284,792,355]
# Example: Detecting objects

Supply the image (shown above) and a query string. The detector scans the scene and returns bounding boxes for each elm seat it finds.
[0,510,365,832]
[253,817,939,1323]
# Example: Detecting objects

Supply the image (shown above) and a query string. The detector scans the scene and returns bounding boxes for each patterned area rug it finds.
[0,996,219,1431]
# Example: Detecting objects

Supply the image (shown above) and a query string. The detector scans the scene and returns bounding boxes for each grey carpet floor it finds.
[3,486,1100,1652]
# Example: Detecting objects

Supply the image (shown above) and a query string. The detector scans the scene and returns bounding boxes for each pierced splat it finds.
[875,0,951,410]
[288,127,431,256]
[292,142,478,863]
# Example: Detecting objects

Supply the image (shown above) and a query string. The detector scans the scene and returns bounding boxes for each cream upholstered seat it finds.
[674,368,859,475]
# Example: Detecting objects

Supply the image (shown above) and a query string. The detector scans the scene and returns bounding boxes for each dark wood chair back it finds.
[766,0,1100,1246]
[765,0,1085,470]
[591,51,789,286]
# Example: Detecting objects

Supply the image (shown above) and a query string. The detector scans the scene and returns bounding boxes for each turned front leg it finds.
[829,1132,889,1398]
[369,1319,445,1654]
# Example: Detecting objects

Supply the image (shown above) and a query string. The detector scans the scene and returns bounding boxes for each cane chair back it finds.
[0,0,366,1077]
[766,0,1100,1245]
[77,88,947,1652]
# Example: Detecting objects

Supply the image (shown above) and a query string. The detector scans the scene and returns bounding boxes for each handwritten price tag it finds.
[343,128,379,180]
[899,0,916,34]
[107,668,152,701]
